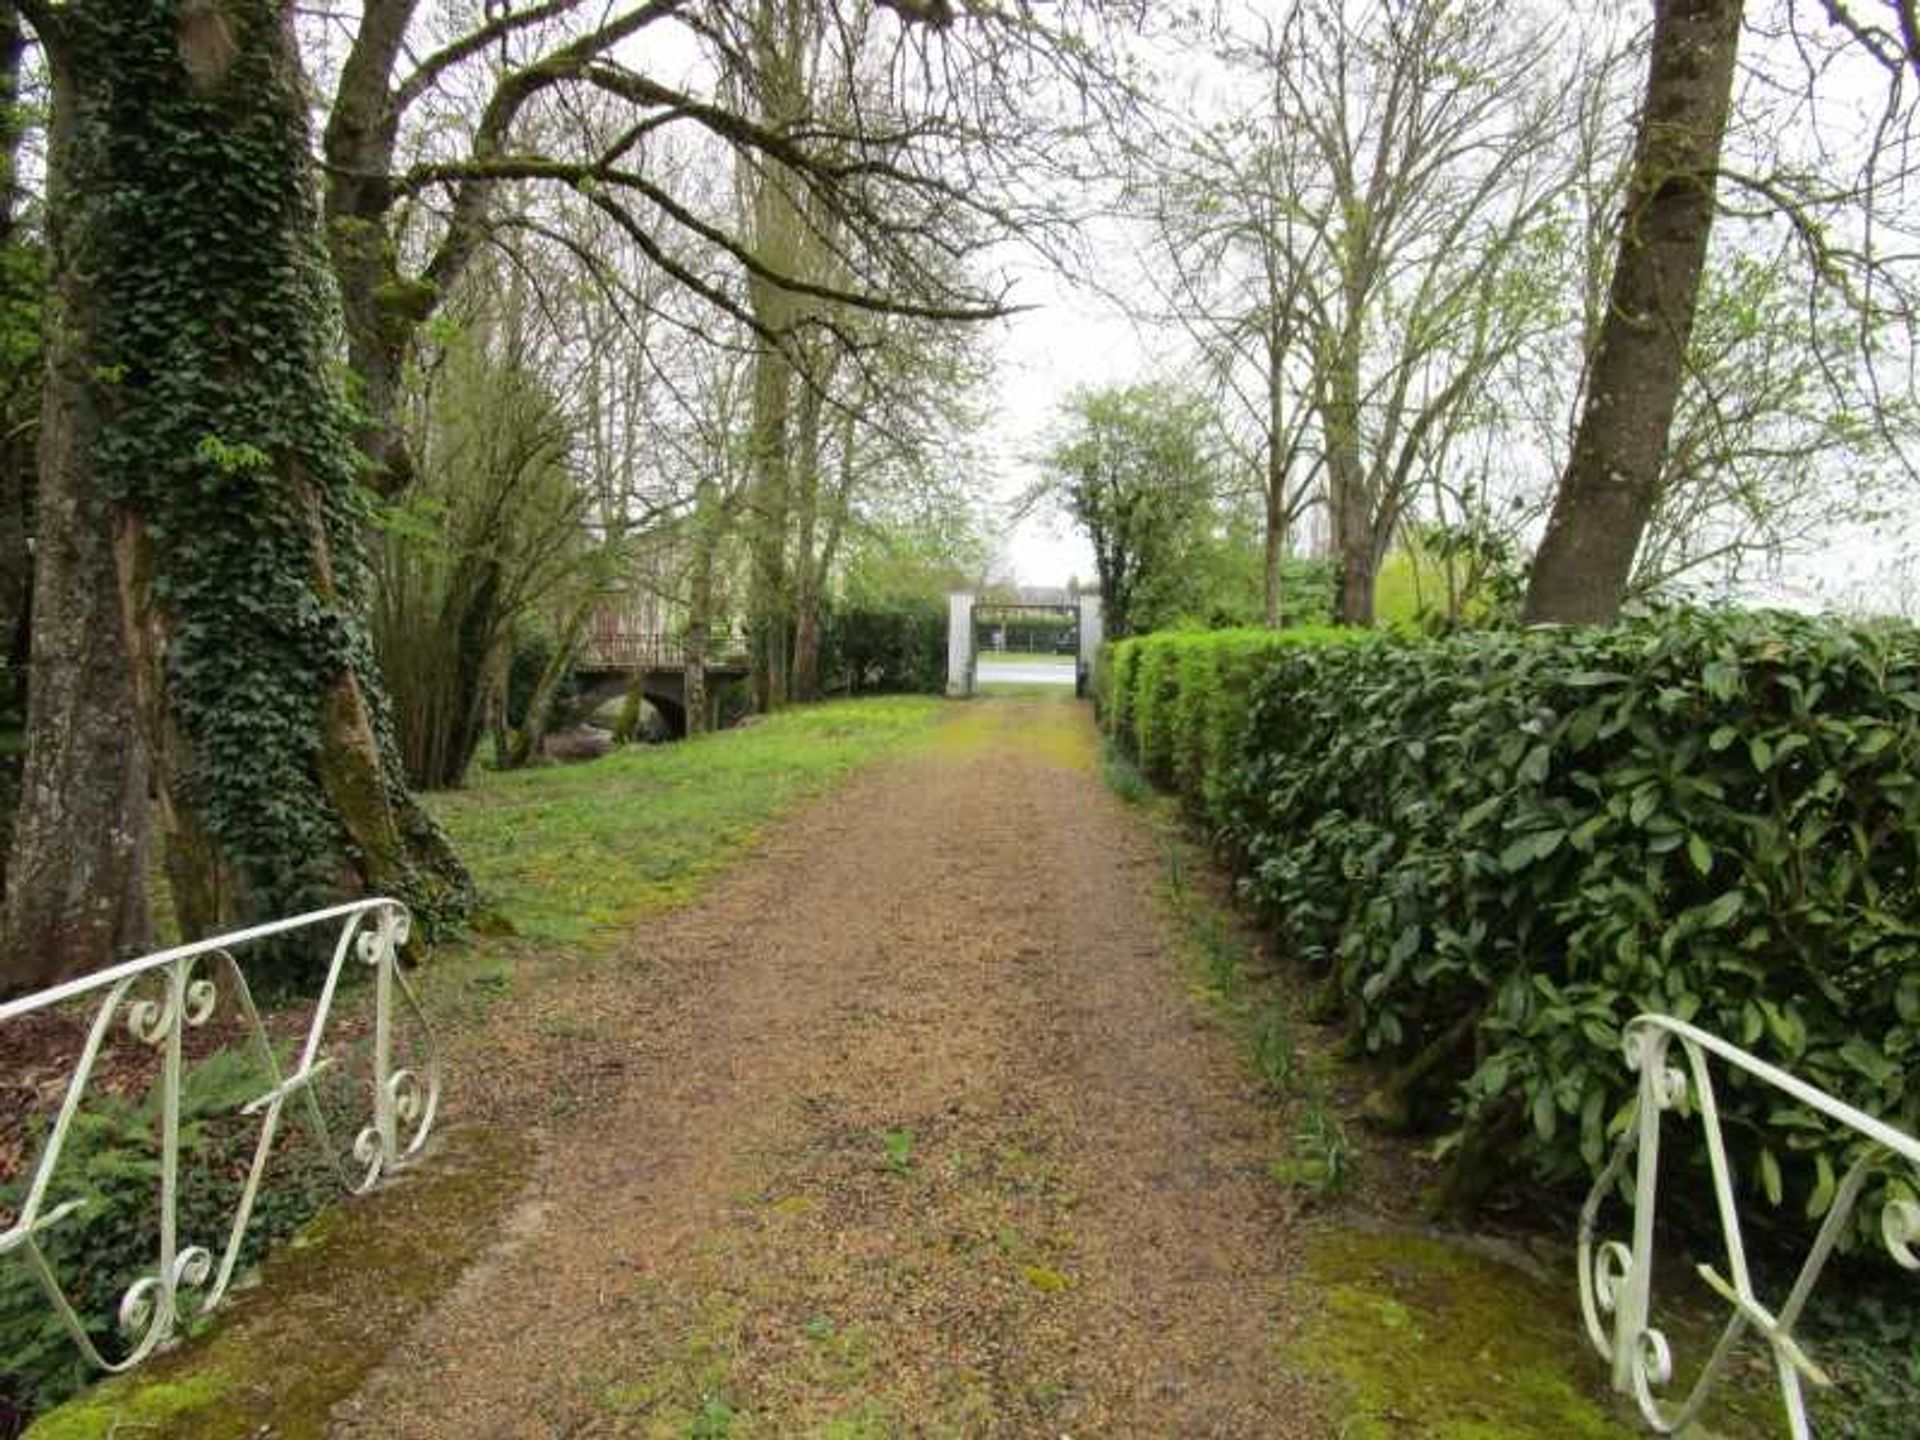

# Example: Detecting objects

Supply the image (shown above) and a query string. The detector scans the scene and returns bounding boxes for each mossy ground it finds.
[26,1126,532,1439]
[934,686,1092,771]
[1294,1225,1633,1438]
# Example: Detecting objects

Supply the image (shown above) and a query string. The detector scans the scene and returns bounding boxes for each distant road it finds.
[978,656,1075,687]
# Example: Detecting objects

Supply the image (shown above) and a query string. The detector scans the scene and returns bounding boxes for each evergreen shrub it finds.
[821,598,947,695]
[1103,626,1356,826]
[1215,611,1920,1237]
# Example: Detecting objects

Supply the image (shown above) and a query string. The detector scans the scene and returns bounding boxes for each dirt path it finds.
[336,698,1317,1437]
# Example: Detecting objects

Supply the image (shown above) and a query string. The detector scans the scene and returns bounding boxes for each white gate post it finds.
[1076,593,1104,698]
[946,592,975,697]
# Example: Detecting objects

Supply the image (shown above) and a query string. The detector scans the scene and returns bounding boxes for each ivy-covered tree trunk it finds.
[1523,0,1743,625]
[24,0,470,947]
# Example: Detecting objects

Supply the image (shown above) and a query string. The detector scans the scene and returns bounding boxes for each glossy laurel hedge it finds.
[1112,612,1920,1238]
[1101,627,1355,827]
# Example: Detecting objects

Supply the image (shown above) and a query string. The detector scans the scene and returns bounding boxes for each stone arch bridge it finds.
[574,629,750,737]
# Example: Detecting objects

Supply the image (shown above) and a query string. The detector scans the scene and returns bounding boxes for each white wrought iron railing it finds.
[0,898,437,1373]
[1579,1012,1920,1437]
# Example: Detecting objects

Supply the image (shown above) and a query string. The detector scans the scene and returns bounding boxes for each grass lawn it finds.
[977,651,1073,665]
[974,681,1079,698]
[429,695,945,947]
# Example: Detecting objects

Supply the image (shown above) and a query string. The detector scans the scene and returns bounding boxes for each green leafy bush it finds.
[1128,633,1186,786]
[1106,640,1140,739]
[821,598,947,695]
[1103,627,1357,827]
[1091,641,1117,722]
[1221,611,1920,1238]
[0,1049,344,1421]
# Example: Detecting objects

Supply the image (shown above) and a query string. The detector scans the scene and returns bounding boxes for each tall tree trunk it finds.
[1262,330,1288,628]
[1262,488,1286,629]
[426,563,504,788]
[1323,309,1376,627]
[3,14,151,989]
[486,642,513,769]
[0,2,35,701]
[790,375,825,702]
[319,0,417,493]
[505,592,593,769]
[1259,300,1288,629]
[746,323,792,712]
[24,1,469,951]
[741,0,813,713]
[682,479,724,736]
[1523,0,1743,626]
[1325,432,1376,627]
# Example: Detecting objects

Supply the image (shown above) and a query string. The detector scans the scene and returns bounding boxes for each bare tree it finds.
[1190,0,1576,626]
[316,0,1133,494]
[1137,45,1328,627]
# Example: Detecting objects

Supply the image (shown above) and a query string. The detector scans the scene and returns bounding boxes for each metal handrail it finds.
[1578,1013,1920,1436]
[580,628,751,670]
[0,898,437,1373]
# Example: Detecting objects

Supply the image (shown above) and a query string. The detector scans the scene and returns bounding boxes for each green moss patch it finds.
[1295,1225,1636,1439]
[28,1125,532,1440]
[933,693,1095,771]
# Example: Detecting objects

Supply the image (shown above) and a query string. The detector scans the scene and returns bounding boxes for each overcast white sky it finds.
[978,262,1135,587]
[958,5,1920,614]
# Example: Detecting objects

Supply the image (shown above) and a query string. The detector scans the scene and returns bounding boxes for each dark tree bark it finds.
[0,3,36,696]
[1323,293,1379,627]
[1326,440,1378,627]
[2,9,151,990]
[1261,317,1288,629]
[1523,0,1744,626]
[789,375,826,702]
[746,345,791,712]
[681,478,725,735]
[320,0,418,493]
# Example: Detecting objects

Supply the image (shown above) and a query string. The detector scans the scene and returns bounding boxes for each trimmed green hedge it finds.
[1102,627,1355,827]
[1218,611,1920,1237]
[821,599,947,695]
